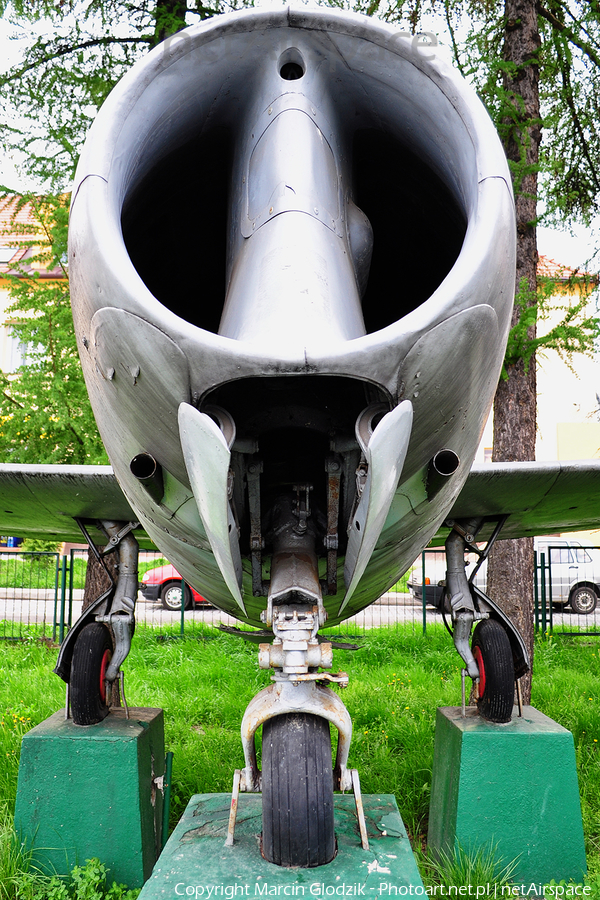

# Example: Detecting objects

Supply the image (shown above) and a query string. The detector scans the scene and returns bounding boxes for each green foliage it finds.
[21,538,61,553]
[30,859,140,900]
[0,0,253,189]
[419,842,519,890]
[0,552,60,589]
[0,194,107,464]
[502,274,600,378]
[436,1,600,227]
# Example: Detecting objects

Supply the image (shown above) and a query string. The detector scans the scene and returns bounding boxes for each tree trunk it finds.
[82,547,121,707]
[487,0,542,703]
[152,0,188,46]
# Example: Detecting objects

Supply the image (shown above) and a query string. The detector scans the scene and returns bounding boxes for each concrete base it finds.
[140,793,423,898]
[14,708,165,888]
[428,706,586,884]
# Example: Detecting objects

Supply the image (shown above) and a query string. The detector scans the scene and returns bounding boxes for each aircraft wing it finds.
[0,459,599,553]
[0,463,151,547]
[432,459,600,545]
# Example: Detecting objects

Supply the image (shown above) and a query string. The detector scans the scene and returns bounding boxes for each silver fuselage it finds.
[69,7,515,628]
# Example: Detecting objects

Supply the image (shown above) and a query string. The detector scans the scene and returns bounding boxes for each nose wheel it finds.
[262,712,336,867]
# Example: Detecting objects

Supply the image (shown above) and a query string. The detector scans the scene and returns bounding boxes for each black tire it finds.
[262,713,336,868]
[161,581,192,611]
[70,622,113,725]
[472,618,515,724]
[570,585,598,615]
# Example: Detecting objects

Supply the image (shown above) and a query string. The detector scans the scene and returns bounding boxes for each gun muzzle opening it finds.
[279,48,305,80]
[130,452,164,503]
[427,449,460,499]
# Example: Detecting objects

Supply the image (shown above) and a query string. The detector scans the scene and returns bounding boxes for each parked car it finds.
[408,539,600,615]
[139,563,210,610]
[537,540,600,614]
[408,550,482,611]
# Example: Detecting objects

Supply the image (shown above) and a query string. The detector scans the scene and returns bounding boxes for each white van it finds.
[536,540,600,614]
[408,538,600,614]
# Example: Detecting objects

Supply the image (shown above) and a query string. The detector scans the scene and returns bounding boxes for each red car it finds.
[140,563,210,610]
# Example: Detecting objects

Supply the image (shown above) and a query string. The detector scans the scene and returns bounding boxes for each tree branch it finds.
[0,35,152,85]
[553,31,600,195]
[444,0,467,77]
[537,3,600,69]
[0,389,25,409]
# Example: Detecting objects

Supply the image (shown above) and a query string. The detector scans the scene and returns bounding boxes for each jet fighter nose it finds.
[218,63,370,353]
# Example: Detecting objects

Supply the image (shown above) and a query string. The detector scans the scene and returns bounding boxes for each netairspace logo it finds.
[379,887,591,898]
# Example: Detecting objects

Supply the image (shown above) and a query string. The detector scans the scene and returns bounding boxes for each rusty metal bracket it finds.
[324,455,341,595]
[351,768,369,851]
[247,457,267,596]
[225,769,241,847]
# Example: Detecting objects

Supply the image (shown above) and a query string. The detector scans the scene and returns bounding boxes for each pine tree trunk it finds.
[487,0,542,703]
[82,548,121,707]
[152,0,188,46]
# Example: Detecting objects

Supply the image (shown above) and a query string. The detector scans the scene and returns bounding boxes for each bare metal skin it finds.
[69,7,515,629]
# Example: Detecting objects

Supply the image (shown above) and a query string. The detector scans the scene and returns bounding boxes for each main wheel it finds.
[472,619,515,724]
[161,581,192,611]
[262,713,336,868]
[570,585,598,615]
[70,622,113,725]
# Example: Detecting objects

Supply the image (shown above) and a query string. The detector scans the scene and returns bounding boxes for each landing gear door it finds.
[340,400,413,614]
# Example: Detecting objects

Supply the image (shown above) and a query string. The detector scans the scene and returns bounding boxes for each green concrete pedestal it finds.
[139,793,423,898]
[14,708,165,888]
[428,706,586,884]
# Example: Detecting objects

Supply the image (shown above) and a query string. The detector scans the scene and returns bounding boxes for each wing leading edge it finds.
[0,464,148,547]
[433,459,600,545]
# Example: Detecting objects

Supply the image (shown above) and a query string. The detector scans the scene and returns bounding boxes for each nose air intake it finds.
[119,28,468,343]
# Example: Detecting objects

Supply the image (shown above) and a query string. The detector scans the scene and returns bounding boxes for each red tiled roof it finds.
[537,254,596,282]
[0,197,61,277]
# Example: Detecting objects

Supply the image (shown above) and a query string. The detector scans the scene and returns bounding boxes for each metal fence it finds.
[534,545,600,636]
[0,551,61,641]
[410,544,600,638]
[3,543,598,642]
[0,548,432,642]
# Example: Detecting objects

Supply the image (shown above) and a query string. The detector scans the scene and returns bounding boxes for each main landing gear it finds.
[54,520,139,725]
[442,517,529,724]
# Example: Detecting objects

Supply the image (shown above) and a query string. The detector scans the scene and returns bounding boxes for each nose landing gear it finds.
[226,489,369,867]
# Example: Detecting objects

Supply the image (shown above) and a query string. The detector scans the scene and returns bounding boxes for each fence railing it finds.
[0,549,433,641]
[534,545,600,636]
[0,551,61,641]
[4,543,597,642]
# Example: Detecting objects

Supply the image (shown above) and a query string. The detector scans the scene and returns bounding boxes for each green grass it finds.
[1,626,600,894]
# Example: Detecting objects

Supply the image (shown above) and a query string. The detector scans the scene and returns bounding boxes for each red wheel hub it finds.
[473,646,485,698]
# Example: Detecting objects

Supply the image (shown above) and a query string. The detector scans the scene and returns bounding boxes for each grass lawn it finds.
[0,623,599,896]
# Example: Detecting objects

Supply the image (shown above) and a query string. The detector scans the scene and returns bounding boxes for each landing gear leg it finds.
[226,489,368,865]
[55,520,139,725]
[444,518,528,724]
